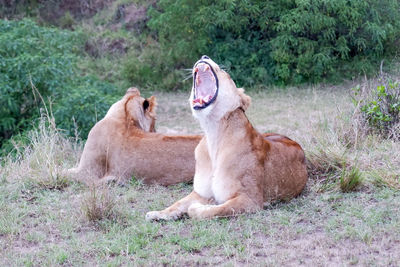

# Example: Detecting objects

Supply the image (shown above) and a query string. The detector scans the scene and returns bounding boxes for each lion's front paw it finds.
[145,211,164,221]
[187,203,212,220]
[145,210,180,221]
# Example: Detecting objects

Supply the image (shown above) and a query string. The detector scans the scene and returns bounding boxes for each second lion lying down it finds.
[66,87,202,185]
[146,56,308,220]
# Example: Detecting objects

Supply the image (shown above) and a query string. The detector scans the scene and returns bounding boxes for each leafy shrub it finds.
[147,1,275,88]
[54,77,118,137]
[0,19,119,152]
[148,0,400,86]
[352,77,400,140]
[0,19,80,146]
[270,0,400,83]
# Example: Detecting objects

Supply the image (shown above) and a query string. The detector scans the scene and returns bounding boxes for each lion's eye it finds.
[143,100,149,110]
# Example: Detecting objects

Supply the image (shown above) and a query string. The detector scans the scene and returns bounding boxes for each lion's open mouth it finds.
[192,61,218,110]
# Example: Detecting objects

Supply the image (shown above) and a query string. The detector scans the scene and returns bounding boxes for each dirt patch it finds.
[10,237,42,256]
[40,0,114,23]
[111,3,149,33]
[248,230,400,266]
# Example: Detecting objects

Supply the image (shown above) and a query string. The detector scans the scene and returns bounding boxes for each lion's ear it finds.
[238,88,251,111]
[145,96,157,117]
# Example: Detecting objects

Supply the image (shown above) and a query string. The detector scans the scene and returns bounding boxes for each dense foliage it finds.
[0,19,118,152]
[147,0,400,87]
[0,19,76,146]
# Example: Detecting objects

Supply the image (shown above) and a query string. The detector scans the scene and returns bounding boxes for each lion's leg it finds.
[66,135,109,182]
[187,194,261,220]
[145,191,210,221]
[63,155,105,183]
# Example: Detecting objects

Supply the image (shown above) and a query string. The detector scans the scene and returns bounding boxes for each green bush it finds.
[0,19,119,152]
[147,1,275,87]
[353,79,400,140]
[148,0,400,86]
[0,19,79,145]
[270,0,400,83]
[54,77,118,137]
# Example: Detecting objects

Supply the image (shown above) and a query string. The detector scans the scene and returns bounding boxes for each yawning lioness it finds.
[146,56,308,220]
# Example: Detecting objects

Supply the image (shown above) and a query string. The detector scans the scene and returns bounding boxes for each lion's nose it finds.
[201,55,210,60]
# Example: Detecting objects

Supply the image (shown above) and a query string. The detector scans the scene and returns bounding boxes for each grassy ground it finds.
[1,86,400,266]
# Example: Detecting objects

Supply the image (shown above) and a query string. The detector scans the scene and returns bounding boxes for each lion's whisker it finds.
[182,68,194,82]
[183,74,193,82]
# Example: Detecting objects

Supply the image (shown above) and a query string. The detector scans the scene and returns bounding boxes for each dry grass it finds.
[1,83,400,266]
[80,185,117,222]
[0,115,78,190]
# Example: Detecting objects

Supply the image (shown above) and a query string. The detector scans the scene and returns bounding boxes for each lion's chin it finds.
[192,62,218,110]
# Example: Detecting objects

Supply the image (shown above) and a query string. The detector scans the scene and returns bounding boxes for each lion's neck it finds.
[200,108,250,163]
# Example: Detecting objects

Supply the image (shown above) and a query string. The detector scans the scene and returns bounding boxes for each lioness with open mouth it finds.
[66,87,202,185]
[146,56,308,220]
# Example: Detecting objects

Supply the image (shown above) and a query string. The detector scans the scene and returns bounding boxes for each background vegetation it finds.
[0,1,399,265]
[148,0,400,85]
[0,19,118,153]
[0,0,399,151]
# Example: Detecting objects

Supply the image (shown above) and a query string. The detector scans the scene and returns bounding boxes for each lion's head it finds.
[124,87,157,132]
[190,55,251,119]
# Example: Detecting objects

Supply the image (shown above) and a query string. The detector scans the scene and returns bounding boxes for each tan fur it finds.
[146,58,308,220]
[65,87,202,185]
